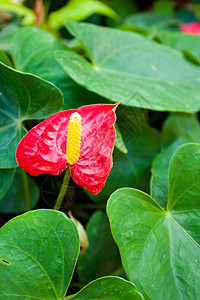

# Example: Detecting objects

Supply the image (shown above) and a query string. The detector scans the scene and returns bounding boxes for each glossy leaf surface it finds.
[56,20,200,112]
[107,143,200,299]
[0,62,63,168]
[66,276,143,299]
[0,209,79,298]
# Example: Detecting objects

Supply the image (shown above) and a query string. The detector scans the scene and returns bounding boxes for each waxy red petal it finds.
[16,103,118,194]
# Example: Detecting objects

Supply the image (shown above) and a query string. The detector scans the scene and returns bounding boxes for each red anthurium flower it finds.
[179,22,200,35]
[16,103,120,194]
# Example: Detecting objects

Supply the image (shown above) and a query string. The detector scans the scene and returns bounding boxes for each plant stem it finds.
[21,169,31,211]
[54,167,71,210]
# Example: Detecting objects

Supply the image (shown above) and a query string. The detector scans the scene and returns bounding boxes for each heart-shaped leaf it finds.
[66,276,143,299]
[0,209,79,299]
[0,168,39,213]
[56,20,200,112]
[107,143,200,299]
[0,62,63,168]
[77,211,121,284]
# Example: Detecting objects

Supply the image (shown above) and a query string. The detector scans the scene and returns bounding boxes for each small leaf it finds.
[66,276,143,299]
[0,209,80,299]
[115,123,128,154]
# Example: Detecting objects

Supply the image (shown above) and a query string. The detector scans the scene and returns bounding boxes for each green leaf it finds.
[150,138,189,207]
[0,168,39,213]
[0,62,63,168]
[151,113,200,207]
[0,50,12,67]
[10,26,103,110]
[107,143,200,299]
[66,276,143,299]
[55,20,200,113]
[77,211,121,284]
[158,30,200,65]
[48,0,119,30]
[0,209,80,299]
[0,19,20,52]
[0,0,35,25]
[167,143,200,214]
[161,113,200,148]
[0,168,15,200]
[115,123,128,154]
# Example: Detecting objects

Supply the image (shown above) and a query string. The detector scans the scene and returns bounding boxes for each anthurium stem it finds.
[54,167,71,210]
[21,169,31,211]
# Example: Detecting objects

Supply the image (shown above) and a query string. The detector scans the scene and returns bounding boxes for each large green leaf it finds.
[48,0,119,30]
[77,211,121,284]
[0,168,15,200]
[107,143,200,299]
[0,209,79,299]
[10,26,103,109]
[66,276,143,299]
[0,62,63,168]
[55,20,200,112]
[0,168,39,213]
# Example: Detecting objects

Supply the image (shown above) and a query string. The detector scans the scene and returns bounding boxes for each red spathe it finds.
[16,103,118,194]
